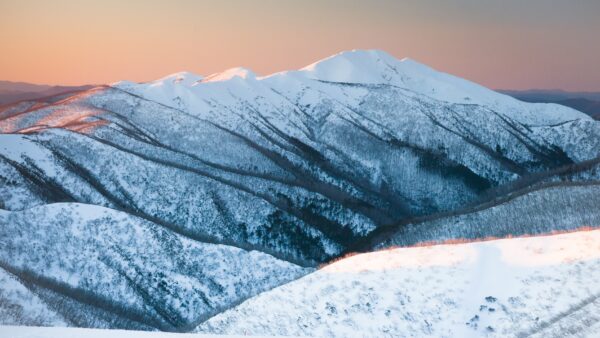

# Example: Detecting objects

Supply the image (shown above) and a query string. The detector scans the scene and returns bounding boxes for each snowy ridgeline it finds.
[198,229,600,337]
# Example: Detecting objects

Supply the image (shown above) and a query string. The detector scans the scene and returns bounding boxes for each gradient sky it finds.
[1,0,599,91]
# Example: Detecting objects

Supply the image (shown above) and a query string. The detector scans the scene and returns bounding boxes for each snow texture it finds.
[199,229,600,337]
[0,203,309,330]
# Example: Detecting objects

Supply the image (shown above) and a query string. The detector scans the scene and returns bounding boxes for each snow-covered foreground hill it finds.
[198,229,600,337]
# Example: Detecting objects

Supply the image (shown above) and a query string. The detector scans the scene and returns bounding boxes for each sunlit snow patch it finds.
[199,229,600,337]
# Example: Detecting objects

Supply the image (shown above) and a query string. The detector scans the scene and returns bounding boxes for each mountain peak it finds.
[153,71,204,86]
[203,67,257,83]
[298,49,410,84]
[304,49,399,65]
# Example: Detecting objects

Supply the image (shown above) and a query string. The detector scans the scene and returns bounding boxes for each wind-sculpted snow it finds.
[0,203,309,330]
[198,229,600,337]
[1,49,599,331]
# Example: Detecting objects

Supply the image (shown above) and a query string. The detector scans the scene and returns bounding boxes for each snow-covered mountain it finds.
[198,228,600,337]
[1,49,599,332]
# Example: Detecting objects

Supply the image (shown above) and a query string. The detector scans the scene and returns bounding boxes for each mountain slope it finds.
[374,183,600,249]
[0,203,309,330]
[2,50,599,264]
[498,89,600,120]
[555,98,600,119]
[198,229,600,337]
[1,49,599,331]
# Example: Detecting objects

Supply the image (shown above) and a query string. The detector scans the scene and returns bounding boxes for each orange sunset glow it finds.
[1,0,599,91]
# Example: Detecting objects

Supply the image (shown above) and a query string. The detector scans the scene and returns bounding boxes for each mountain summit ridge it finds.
[114,49,589,125]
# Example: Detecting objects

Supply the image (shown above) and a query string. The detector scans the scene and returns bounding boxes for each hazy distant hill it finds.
[498,89,600,120]
[0,80,95,106]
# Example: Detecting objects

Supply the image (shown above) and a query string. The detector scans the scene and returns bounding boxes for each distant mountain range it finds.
[0,81,95,106]
[1,50,599,333]
[498,89,600,120]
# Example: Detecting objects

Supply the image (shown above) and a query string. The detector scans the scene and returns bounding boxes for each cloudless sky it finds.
[1,0,599,90]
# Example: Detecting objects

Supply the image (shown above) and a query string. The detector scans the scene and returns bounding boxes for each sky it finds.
[1,0,599,91]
